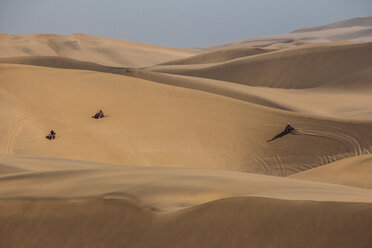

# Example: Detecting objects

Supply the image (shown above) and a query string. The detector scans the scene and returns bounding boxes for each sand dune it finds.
[0,56,290,110]
[2,154,372,210]
[0,33,198,67]
[1,154,372,247]
[204,16,372,49]
[290,154,372,189]
[1,197,371,248]
[293,16,372,33]
[143,73,372,121]
[148,42,372,89]
[3,41,372,91]
[1,17,372,247]
[1,63,372,176]
[3,54,372,121]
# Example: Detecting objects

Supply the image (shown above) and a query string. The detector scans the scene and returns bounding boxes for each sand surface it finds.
[1,17,372,247]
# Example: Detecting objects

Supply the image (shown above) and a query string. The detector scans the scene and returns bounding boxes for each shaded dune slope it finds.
[149,42,372,89]
[1,64,372,175]
[1,197,372,248]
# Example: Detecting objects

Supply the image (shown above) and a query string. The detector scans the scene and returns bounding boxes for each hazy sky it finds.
[1,0,371,47]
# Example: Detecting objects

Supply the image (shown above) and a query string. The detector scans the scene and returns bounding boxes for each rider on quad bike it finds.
[46,130,56,140]
[93,109,105,119]
[284,122,294,133]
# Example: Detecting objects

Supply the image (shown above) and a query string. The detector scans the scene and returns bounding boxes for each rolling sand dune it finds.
[1,197,371,248]
[293,16,372,33]
[204,16,372,49]
[1,154,372,247]
[0,33,198,67]
[291,153,372,189]
[1,63,372,176]
[2,154,372,210]
[1,17,372,247]
[131,72,372,121]
[2,43,372,121]
[148,42,372,89]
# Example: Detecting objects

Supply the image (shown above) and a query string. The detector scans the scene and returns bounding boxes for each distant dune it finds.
[293,16,372,33]
[204,16,372,49]
[149,42,372,89]
[0,33,198,67]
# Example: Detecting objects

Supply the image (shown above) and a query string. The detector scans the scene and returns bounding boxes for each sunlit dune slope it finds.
[0,33,198,67]
[1,63,372,175]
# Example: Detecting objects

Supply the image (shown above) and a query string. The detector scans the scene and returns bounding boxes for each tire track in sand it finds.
[0,117,27,154]
[300,129,363,156]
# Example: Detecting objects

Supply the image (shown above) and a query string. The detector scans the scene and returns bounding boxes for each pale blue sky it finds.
[1,0,371,47]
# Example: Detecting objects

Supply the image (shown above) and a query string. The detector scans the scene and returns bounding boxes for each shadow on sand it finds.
[267,129,298,142]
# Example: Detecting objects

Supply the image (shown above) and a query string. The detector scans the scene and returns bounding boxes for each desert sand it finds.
[1,16,372,247]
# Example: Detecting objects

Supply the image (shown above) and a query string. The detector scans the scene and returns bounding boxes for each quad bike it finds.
[92,113,105,119]
[45,134,56,140]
